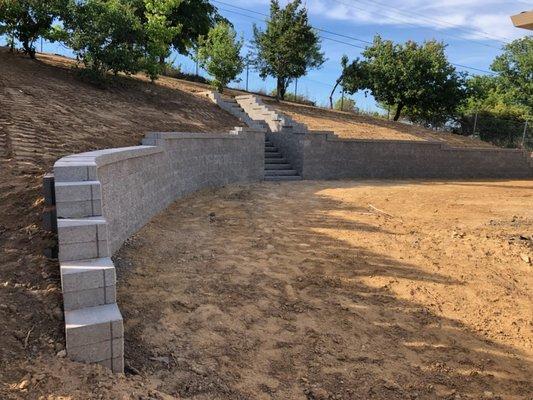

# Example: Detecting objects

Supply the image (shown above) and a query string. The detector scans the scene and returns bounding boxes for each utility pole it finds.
[521,120,529,148]
[472,111,478,136]
[341,90,345,111]
[294,78,298,100]
[40,37,43,53]
[246,63,249,92]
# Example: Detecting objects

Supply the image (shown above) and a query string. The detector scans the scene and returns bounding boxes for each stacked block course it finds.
[54,130,264,372]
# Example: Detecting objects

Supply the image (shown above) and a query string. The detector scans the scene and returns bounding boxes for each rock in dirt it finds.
[150,356,170,365]
[519,253,531,264]
[17,379,30,390]
[57,349,66,358]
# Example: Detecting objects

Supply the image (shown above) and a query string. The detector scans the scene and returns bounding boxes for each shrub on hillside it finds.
[334,97,356,112]
[268,89,315,105]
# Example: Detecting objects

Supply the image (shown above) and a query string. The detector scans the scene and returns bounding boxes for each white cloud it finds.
[229,0,531,43]
[305,0,531,42]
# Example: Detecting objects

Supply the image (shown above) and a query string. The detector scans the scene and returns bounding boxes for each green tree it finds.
[197,22,244,92]
[343,36,465,123]
[491,36,532,118]
[166,0,225,57]
[58,0,145,80]
[329,55,367,109]
[0,0,65,58]
[138,0,183,80]
[252,0,324,100]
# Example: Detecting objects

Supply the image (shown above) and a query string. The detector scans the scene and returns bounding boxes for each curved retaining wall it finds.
[54,129,264,372]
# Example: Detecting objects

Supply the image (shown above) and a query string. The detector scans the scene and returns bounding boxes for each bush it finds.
[333,97,356,112]
[161,63,209,84]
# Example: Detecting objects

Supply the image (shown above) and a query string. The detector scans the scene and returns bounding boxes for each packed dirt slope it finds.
[264,99,496,148]
[0,48,242,398]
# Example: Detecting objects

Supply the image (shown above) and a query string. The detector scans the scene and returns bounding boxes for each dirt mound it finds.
[0,48,241,398]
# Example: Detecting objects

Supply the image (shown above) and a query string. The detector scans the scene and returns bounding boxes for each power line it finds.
[215,2,496,75]
[214,1,373,45]
[346,0,512,44]
[327,0,504,50]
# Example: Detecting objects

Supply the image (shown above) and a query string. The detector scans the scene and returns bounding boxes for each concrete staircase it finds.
[203,91,268,132]
[264,139,301,181]
[235,94,308,133]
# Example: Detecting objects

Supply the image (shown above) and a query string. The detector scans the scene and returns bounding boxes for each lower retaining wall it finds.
[280,132,532,179]
[53,129,264,372]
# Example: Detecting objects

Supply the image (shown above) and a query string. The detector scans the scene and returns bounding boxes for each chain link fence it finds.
[452,113,532,150]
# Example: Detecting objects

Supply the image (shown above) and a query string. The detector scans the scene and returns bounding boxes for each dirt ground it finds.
[6,180,530,399]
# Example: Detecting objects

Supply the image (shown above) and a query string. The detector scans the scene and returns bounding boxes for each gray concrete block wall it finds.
[301,134,533,179]
[220,94,532,180]
[53,129,264,373]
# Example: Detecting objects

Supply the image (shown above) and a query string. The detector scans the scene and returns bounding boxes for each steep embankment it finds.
[0,48,242,395]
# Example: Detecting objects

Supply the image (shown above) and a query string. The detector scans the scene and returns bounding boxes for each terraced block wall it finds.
[53,130,264,372]
[301,133,533,179]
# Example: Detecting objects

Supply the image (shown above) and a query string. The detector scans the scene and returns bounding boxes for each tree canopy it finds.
[341,36,466,123]
[0,0,65,58]
[197,22,244,92]
[252,0,324,100]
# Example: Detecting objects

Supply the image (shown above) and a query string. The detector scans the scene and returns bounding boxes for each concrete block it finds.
[64,287,105,311]
[58,240,110,262]
[112,356,124,373]
[43,173,55,205]
[57,217,107,245]
[65,303,123,347]
[55,181,101,202]
[42,205,57,232]
[63,284,116,311]
[68,338,123,363]
[56,199,102,218]
[60,257,115,293]
[54,163,97,182]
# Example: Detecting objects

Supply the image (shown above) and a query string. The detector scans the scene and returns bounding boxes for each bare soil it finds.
[8,180,529,400]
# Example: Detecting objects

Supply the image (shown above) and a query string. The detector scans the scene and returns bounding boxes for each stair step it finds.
[265,163,291,170]
[265,152,282,158]
[264,175,302,181]
[265,169,297,176]
[265,147,277,151]
[265,157,288,163]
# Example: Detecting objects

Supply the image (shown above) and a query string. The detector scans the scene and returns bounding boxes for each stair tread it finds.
[265,170,298,176]
[264,176,302,181]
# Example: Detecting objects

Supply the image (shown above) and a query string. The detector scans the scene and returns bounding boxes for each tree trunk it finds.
[393,103,404,121]
[277,78,287,100]
[21,38,36,59]
[329,76,343,109]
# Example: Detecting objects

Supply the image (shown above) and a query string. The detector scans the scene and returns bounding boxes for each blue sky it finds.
[3,0,530,113]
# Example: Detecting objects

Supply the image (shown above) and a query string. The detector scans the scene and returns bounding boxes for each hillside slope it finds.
[0,49,243,395]
[264,99,496,148]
